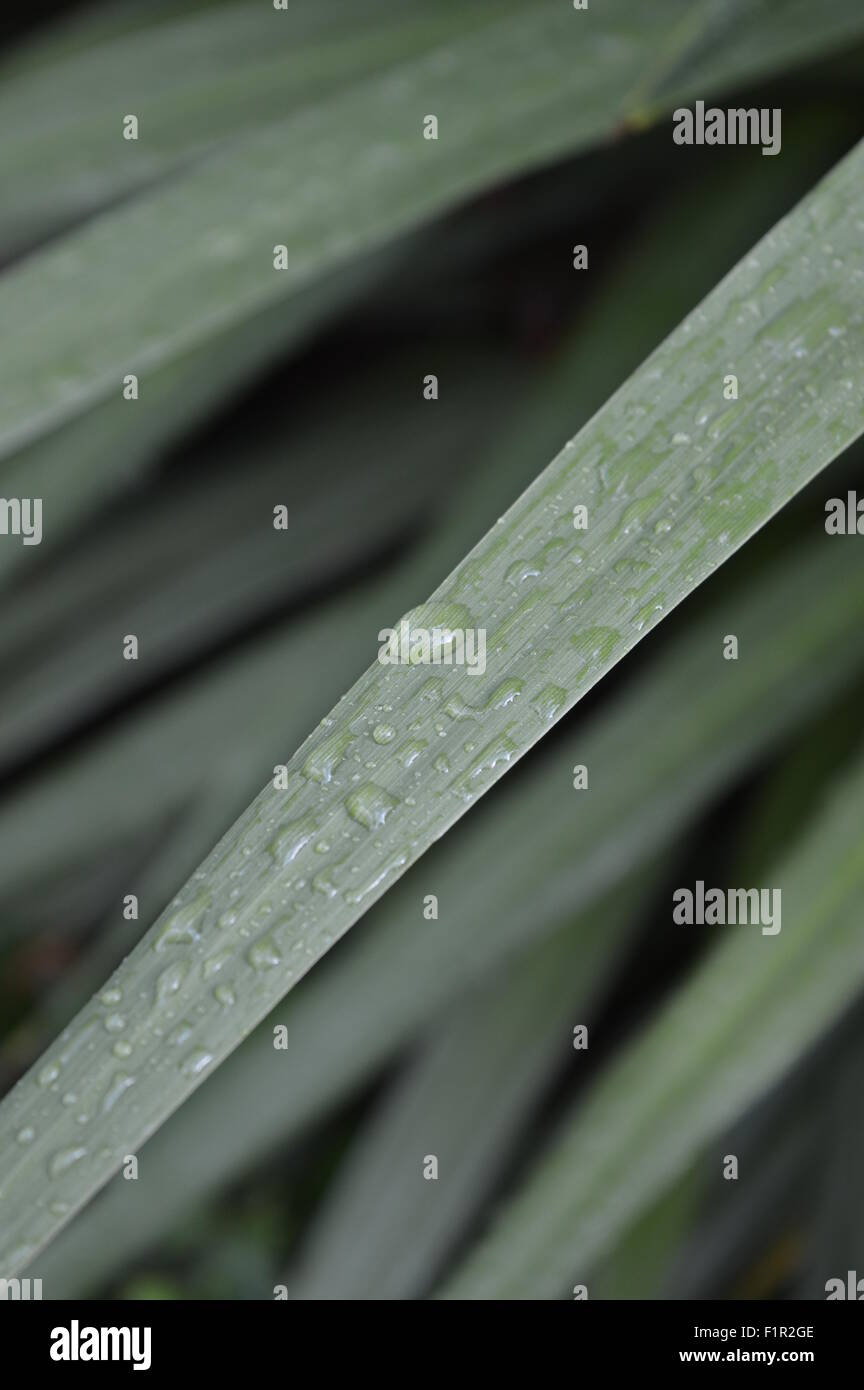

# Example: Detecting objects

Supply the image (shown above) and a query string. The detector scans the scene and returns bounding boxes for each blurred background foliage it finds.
[1,0,863,1298]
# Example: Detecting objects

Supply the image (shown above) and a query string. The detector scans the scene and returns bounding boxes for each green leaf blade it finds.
[439,748,864,1299]
[1,138,864,1274]
[4,0,864,464]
